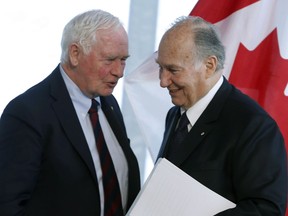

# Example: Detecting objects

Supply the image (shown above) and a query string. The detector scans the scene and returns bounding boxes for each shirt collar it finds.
[60,65,99,114]
[185,76,223,127]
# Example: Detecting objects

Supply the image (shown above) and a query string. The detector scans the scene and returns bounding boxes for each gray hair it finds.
[169,16,225,71]
[60,9,121,63]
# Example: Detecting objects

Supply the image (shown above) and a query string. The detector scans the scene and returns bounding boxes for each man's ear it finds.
[205,55,217,78]
[69,43,80,66]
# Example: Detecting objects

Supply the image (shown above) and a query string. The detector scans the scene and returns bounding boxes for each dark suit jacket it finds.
[158,77,287,215]
[0,65,140,216]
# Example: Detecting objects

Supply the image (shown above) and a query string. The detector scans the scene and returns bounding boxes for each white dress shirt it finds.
[60,66,128,215]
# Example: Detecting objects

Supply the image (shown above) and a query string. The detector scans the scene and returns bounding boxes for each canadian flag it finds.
[191,0,288,150]
[123,0,288,180]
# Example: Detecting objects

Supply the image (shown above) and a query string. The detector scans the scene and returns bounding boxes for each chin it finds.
[103,90,114,96]
[171,99,180,106]
[172,97,187,107]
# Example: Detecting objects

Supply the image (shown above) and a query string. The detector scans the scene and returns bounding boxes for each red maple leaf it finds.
[190,0,260,23]
[229,29,288,145]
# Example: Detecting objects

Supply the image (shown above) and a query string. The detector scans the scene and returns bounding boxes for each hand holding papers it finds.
[126,158,235,216]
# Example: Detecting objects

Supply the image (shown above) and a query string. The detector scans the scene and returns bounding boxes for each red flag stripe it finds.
[190,0,260,23]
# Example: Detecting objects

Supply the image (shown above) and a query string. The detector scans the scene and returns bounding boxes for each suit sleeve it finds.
[0,99,43,216]
[216,116,287,215]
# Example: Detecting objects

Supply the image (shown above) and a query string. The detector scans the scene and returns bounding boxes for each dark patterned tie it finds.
[166,111,189,160]
[88,99,124,216]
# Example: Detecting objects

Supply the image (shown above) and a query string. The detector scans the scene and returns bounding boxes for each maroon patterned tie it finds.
[88,99,124,216]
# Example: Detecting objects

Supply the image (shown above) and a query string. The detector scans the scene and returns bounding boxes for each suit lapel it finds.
[49,66,97,183]
[168,78,232,166]
[157,107,179,160]
[101,96,142,209]
[170,121,215,166]
[100,97,127,146]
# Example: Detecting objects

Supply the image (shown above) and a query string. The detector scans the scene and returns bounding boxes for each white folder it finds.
[126,158,236,216]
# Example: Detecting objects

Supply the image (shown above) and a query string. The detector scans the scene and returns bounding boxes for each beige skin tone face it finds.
[62,25,129,98]
[156,26,221,110]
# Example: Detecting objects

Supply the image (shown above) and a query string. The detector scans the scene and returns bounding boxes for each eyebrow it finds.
[105,54,130,60]
[155,60,179,69]
[123,55,130,59]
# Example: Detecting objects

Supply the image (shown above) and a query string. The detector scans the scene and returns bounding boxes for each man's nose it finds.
[111,59,124,78]
[159,70,171,88]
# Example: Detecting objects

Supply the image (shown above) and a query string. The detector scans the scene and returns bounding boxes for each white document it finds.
[126,158,236,216]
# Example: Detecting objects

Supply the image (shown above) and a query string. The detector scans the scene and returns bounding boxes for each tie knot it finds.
[177,112,189,131]
[88,99,99,114]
